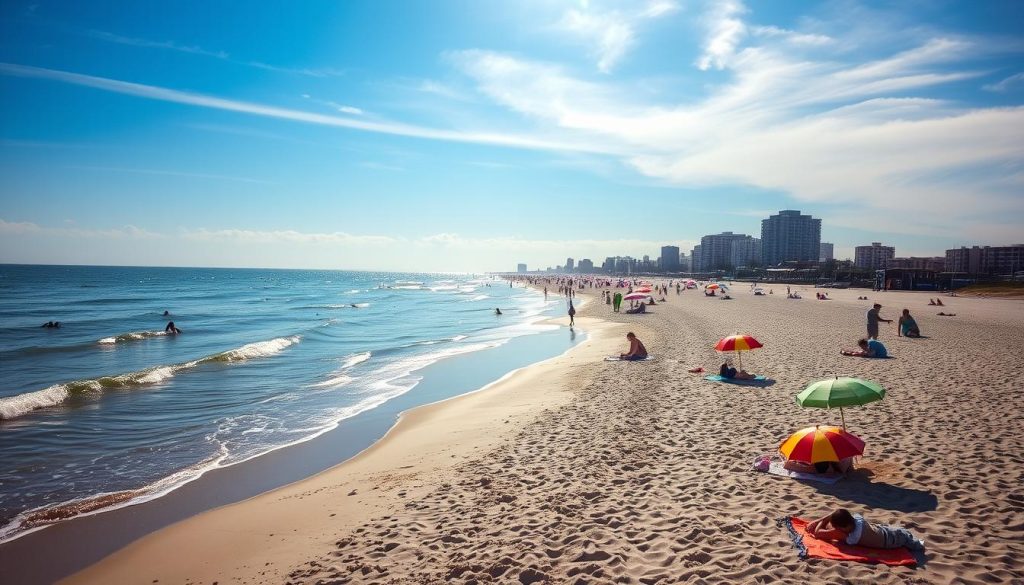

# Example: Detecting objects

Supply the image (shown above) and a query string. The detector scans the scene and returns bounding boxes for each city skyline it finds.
[2,1,1023,272]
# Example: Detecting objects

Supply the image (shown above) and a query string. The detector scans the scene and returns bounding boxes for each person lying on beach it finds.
[165,321,182,334]
[619,332,648,361]
[937,312,956,316]
[806,509,924,551]
[898,309,920,337]
[719,362,755,380]
[841,338,887,358]
[784,457,854,475]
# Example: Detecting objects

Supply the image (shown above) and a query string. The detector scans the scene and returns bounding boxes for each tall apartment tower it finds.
[854,242,895,270]
[760,210,822,266]
[660,245,680,272]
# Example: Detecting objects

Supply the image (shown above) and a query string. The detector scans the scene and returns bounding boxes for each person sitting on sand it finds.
[842,338,887,358]
[898,309,920,338]
[165,321,182,334]
[648,298,656,305]
[619,332,648,361]
[806,508,924,551]
[928,299,936,306]
[720,362,755,380]
[935,298,944,306]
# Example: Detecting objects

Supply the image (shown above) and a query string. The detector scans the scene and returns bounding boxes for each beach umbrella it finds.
[779,425,865,464]
[635,287,653,293]
[623,292,650,301]
[705,283,720,290]
[795,377,886,431]
[714,334,762,371]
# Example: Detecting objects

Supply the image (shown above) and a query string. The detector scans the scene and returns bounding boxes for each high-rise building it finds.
[691,245,703,272]
[661,245,680,272]
[819,242,834,262]
[679,252,690,272]
[730,236,762,268]
[761,210,822,266]
[854,242,895,270]
[946,245,1024,275]
[565,258,575,272]
[517,263,527,273]
[698,232,752,270]
[603,257,616,273]
[578,258,594,272]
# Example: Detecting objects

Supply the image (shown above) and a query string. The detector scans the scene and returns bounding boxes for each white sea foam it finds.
[342,351,371,369]
[97,330,168,344]
[0,336,302,420]
[212,336,300,362]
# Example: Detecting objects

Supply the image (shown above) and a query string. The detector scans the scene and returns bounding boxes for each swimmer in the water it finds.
[163,310,170,316]
[495,308,502,315]
[165,321,182,334]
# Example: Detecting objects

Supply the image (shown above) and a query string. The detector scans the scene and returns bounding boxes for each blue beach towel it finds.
[704,374,768,384]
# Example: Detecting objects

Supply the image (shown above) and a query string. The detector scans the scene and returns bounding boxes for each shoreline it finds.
[57,312,622,584]
[0,291,588,584]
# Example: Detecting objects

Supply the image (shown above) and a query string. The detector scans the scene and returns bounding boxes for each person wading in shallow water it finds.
[568,301,576,327]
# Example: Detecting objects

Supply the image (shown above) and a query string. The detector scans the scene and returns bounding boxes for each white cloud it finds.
[448,21,1023,242]
[87,30,345,78]
[697,0,747,70]
[751,25,832,46]
[0,63,613,155]
[557,0,679,73]
[0,218,161,239]
[182,228,398,246]
[337,105,363,115]
[983,72,1024,92]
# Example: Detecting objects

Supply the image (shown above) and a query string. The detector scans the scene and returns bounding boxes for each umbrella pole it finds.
[840,407,847,431]
[736,350,743,371]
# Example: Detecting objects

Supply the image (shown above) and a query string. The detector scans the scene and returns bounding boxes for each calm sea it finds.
[0,265,565,541]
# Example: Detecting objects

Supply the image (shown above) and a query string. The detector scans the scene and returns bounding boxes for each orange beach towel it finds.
[779,516,918,566]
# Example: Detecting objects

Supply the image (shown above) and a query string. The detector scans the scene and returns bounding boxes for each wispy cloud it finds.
[0,62,614,154]
[447,2,1024,241]
[182,228,398,246]
[697,0,746,70]
[87,29,345,78]
[983,72,1024,92]
[557,0,680,73]
[87,30,229,59]
[0,218,161,239]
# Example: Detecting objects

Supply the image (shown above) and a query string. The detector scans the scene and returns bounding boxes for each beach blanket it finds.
[704,374,768,384]
[604,355,654,361]
[778,516,918,566]
[754,457,843,484]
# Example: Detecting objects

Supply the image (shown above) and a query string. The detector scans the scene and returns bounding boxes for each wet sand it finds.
[60,286,1024,584]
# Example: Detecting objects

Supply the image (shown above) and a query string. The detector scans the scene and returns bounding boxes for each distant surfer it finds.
[41,321,61,328]
[165,321,182,334]
[495,308,502,315]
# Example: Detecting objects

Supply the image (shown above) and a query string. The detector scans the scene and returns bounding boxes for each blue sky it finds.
[1,0,1022,271]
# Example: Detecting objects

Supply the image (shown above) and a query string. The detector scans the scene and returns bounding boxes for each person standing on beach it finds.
[568,301,576,327]
[866,303,892,339]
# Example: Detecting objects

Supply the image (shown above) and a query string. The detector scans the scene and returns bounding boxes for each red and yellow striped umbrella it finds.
[779,426,865,464]
[714,334,763,370]
[715,334,762,352]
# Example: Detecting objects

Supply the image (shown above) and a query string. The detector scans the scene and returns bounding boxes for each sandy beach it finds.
[57,284,1024,584]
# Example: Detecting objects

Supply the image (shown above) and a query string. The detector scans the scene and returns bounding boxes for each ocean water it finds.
[0,265,564,541]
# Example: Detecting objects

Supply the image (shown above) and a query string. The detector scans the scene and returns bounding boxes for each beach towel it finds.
[777,516,918,566]
[604,355,654,361]
[704,374,768,384]
[753,456,843,484]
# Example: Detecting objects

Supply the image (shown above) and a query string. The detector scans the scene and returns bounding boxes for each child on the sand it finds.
[806,509,924,551]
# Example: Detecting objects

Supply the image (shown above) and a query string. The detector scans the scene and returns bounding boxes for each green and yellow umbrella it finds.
[795,376,886,430]
[779,425,865,464]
